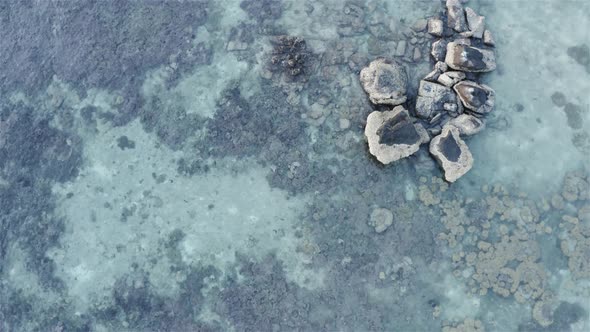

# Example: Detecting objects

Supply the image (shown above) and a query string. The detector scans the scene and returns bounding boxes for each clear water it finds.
[0,0,589,331]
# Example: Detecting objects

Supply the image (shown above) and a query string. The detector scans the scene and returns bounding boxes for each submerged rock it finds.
[369,208,394,233]
[567,44,590,67]
[360,58,408,105]
[563,102,584,129]
[465,7,485,39]
[551,91,567,107]
[447,114,485,136]
[429,126,473,182]
[365,107,429,164]
[453,80,495,114]
[415,80,459,119]
[445,42,496,72]
[483,29,495,46]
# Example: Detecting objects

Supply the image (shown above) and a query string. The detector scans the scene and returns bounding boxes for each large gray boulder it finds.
[415,80,460,119]
[430,125,473,182]
[453,80,495,114]
[360,58,408,105]
[365,107,429,164]
[445,42,496,72]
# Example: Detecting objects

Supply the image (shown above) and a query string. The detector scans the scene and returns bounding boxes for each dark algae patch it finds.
[440,132,461,162]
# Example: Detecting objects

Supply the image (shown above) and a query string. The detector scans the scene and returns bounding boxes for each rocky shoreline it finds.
[362,0,496,182]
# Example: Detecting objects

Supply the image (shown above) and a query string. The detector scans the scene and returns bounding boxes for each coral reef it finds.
[418,167,590,328]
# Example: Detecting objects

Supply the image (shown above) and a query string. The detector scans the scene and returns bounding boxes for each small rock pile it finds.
[362,0,497,182]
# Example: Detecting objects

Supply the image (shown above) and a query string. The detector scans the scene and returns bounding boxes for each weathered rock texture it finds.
[453,80,495,114]
[429,126,473,182]
[445,42,496,72]
[360,58,408,105]
[365,107,429,164]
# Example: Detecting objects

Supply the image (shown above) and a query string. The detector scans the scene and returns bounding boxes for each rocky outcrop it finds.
[453,81,495,114]
[445,42,496,72]
[365,107,429,164]
[430,126,473,182]
[415,80,461,120]
[360,58,408,105]
[358,0,497,183]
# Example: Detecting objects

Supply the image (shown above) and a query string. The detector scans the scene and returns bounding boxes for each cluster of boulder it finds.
[362,0,496,182]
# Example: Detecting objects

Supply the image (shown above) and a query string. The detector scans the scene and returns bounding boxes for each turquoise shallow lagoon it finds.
[0,0,588,331]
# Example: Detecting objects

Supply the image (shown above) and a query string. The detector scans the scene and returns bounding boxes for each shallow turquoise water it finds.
[0,0,588,331]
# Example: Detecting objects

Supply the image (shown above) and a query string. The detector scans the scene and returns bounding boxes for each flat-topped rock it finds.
[430,126,473,182]
[447,114,485,136]
[445,42,496,72]
[360,58,408,105]
[453,80,495,114]
[365,107,429,164]
[415,80,460,119]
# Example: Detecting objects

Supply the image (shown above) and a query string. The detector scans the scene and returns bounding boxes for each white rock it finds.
[364,106,429,164]
[429,126,473,182]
